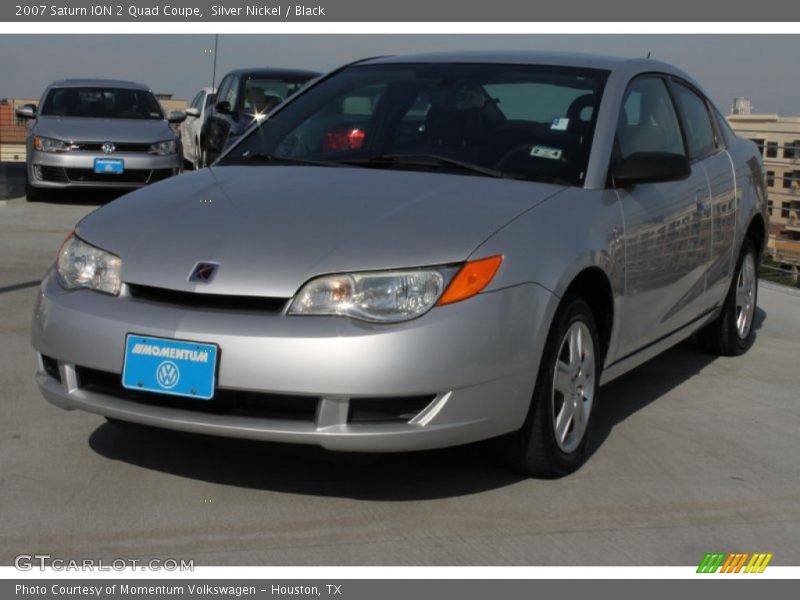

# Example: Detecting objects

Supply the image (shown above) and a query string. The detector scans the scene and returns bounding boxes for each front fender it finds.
[471,187,625,362]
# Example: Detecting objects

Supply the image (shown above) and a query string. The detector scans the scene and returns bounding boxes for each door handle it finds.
[695,190,710,216]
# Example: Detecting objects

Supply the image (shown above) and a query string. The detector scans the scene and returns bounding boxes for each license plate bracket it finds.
[122,334,218,400]
[94,158,125,174]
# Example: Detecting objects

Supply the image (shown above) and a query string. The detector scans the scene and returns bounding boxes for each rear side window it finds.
[616,77,685,159]
[672,83,716,159]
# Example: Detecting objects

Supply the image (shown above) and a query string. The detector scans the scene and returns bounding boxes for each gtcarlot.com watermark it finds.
[15,554,194,571]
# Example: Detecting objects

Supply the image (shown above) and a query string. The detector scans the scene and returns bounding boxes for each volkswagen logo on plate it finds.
[156,361,180,389]
[189,262,219,283]
[101,142,115,154]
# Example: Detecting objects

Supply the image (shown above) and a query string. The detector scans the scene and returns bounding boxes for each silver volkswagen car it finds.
[17,79,185,201]
[32,52,767,476]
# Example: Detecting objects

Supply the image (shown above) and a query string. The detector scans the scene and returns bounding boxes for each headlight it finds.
[56,233,122,296]
[288,256,504,323]
[289,269,450,323]
[33,136,71,153]
[148,140,177,155]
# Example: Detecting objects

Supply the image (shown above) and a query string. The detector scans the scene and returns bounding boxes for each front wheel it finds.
[192,138,202,169]
[496,295,601,478]
[25,179,47,202]
[697,239,758,356]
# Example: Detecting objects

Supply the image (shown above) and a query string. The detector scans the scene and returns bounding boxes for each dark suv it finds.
[199,68,320,166]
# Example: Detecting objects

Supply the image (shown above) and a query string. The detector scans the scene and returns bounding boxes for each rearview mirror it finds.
[167,110,186,124]
[15,104,37,119]
[612,152,691,186]
[215,100,232,114]
[185,107,201,118]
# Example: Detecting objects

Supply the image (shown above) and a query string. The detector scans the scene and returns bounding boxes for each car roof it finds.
[47,79,152,90]
[358,50,692,80]
[223,68,321,80]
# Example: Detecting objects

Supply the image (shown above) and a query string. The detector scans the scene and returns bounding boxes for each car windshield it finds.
[241,79,308,114]
[40,87,164,120]
[224,63,609,186]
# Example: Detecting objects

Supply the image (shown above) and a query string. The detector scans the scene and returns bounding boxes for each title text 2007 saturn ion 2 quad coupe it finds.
[16,79,186,202]
[32,52,767,477]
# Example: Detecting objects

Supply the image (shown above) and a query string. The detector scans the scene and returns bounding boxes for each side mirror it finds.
[215,100,232,115]
[167,110,186,124]
[185,107,201,118]
[15,104,37,119]
[612,152,691,186]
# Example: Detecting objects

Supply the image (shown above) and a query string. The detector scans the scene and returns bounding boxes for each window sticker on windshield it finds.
[530,145,563,160]
[550,117,570,131]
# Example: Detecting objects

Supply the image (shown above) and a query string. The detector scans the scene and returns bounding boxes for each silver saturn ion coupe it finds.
[32,52,767,477]
[17,79,185,202]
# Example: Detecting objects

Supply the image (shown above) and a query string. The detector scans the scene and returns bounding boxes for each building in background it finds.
[0,98,37,161]
[0,94,187,163]
[728,99,800,270]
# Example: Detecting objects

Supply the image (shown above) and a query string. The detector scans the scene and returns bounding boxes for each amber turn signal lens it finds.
[437,255,503,306]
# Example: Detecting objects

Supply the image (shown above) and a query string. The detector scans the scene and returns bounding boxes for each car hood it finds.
[77,166,565,298]
[33,116,175,143]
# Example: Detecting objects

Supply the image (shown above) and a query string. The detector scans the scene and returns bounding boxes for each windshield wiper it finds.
[332,154,521,180]
[221,153,344,167]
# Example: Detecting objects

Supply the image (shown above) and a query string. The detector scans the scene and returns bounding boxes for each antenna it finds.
[646,51,652,59]
[211,34,219,90]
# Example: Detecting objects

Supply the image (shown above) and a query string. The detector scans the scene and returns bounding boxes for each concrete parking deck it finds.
[0,196,798,566]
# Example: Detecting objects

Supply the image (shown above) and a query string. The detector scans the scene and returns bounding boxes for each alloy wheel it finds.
[551,321,596,453]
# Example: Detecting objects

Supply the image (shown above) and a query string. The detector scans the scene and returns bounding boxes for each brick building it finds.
[727,101,800,267]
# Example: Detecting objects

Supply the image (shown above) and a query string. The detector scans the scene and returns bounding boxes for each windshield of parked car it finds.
[40,87,164,120]
[223,63,609,186]
[241,79,308,114]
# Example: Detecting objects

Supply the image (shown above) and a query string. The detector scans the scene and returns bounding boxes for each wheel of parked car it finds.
[497,295,601,477]
[697,238,759,356]
[193,138,202,170]
[25,178,46,203]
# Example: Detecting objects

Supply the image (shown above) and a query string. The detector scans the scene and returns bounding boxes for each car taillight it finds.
[323,127,366,151]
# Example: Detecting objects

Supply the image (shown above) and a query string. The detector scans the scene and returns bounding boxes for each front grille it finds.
[65,168,152,184]
[38,165,69,183]
[74,142,152,153]
[348,396,435,423]
[76,366,319,421]
[41,355,61,382]
[127,283,288,313]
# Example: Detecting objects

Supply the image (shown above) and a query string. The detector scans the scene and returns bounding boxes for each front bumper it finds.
[28,149,182,190]
[32,272,555,452]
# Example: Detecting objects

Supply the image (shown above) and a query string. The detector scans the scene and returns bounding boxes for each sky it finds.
[1,34,799,115]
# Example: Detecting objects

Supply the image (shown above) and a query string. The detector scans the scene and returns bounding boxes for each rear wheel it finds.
[496,295,600,478]
[697,239,758,356]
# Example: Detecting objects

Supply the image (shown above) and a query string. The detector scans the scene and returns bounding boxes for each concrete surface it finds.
[0,195,799,566]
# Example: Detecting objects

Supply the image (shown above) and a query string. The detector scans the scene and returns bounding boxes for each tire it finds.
[696,238,758,356]
[193,138,202,170]
[496,294,601,478]
[25,179,47,202]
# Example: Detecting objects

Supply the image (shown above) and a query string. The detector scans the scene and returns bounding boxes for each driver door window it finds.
[616,77,685,159]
